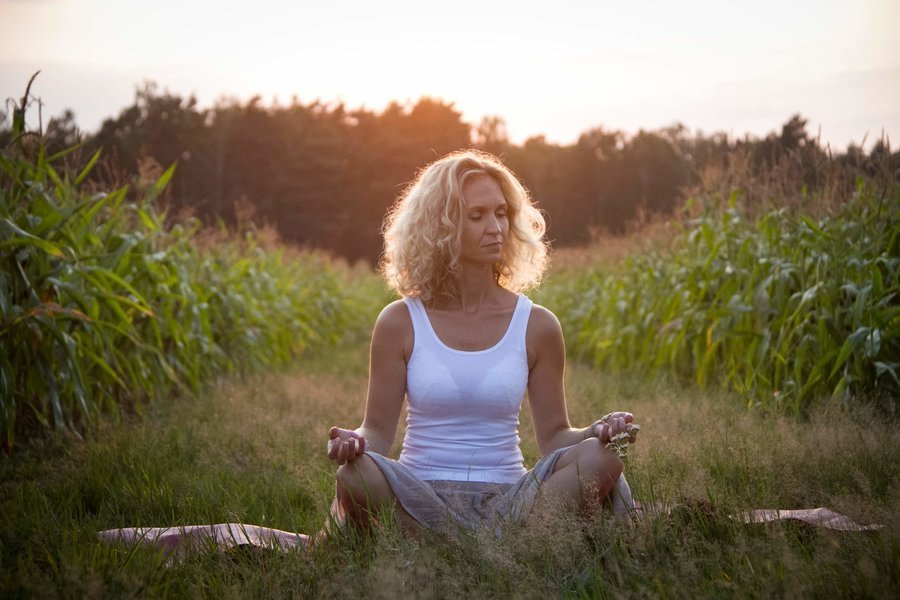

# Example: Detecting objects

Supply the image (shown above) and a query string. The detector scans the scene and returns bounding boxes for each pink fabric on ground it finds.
[96,523,312,555]
[96,503,880,559]
[631,501,882,532]
[734,507,883,531]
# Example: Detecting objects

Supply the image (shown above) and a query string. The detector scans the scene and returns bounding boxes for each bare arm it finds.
[526,305,588,455]
[327,300,410,463]
[526,305,632,455]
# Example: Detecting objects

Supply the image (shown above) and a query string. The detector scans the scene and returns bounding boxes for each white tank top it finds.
[398,294,532,483]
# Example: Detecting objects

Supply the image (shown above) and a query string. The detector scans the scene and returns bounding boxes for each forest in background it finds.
[3,81,897,262]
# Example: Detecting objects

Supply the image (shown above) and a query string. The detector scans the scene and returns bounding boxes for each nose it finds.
[487,214,503,233]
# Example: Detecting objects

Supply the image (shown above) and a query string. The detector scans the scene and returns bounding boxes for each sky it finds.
[1,0,898,150]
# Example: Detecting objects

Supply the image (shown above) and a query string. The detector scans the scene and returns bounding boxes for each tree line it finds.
[3,82,896,262]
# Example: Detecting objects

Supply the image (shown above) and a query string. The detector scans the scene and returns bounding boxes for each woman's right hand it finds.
[327,427,367,465]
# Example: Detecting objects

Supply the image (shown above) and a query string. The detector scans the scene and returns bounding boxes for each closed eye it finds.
[467,205,507,220]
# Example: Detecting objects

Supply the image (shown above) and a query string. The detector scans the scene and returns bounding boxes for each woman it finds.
[97,149,636,552]
[325,149,636,536]
[99,150,875,552]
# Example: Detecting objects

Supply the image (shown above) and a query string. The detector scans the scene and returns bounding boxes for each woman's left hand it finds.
[327,427,368,465]
[591,412,634,443]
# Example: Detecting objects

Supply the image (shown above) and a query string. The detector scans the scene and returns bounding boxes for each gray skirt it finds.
[365,446,634,535]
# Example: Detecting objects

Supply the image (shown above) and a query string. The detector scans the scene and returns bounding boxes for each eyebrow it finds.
[466,201,508,211]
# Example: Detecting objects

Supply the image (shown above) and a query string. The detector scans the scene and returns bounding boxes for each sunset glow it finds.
[1,0,898,149]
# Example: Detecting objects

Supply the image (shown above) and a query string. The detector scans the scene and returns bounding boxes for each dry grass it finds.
[566,362,899,520]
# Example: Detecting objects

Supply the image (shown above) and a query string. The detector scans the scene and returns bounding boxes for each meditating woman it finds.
[100,150,874,551]
[325,149,636,536]
[98,149,637,551]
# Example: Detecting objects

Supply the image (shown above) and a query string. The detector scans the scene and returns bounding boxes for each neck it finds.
[450,263,501,312]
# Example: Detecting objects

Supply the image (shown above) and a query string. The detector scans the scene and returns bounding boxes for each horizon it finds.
[1,0,898,151]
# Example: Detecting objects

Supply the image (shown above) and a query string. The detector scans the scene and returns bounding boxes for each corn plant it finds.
[537,183,899,413]
[0,104,384,450]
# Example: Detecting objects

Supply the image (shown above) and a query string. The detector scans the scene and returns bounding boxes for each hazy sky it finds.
[1,0,898,149]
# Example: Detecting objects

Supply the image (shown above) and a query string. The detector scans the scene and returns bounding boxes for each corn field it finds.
[536,184,900,414]
[0,128,385,451]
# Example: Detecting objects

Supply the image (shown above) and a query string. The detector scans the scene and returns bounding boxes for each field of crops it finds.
[2,110,898,597]
[536,184,900,414]
[0,130,387,451]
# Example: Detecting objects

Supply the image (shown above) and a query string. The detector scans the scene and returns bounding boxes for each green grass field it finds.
[1,340,896,598]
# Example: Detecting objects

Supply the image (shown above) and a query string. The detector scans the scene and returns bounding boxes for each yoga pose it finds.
[98,150,638,552]
[325,149,636,536]
[99,151,874,554]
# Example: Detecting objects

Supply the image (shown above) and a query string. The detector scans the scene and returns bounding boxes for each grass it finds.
[1,340,896,598]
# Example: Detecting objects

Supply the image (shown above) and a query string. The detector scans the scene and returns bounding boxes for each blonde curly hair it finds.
[381,149,549,302]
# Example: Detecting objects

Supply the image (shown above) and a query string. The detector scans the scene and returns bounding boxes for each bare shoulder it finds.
[527,303,563,337]
[372,299,413,357]
[376,299,411,326]
[526,302,564,366]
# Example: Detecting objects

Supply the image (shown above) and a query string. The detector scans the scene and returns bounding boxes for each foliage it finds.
[0,94,386,450]
[83,86,474,262]
[6,80,896,263]
[536,184,900,413]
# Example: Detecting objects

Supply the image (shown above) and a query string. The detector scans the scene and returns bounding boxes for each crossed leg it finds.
[329,439,622,537]
[330,454,421,534]
[537,437,624,514]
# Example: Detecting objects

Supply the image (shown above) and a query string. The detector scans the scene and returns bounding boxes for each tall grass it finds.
[0,103,387,450]
[536,182,900,414]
